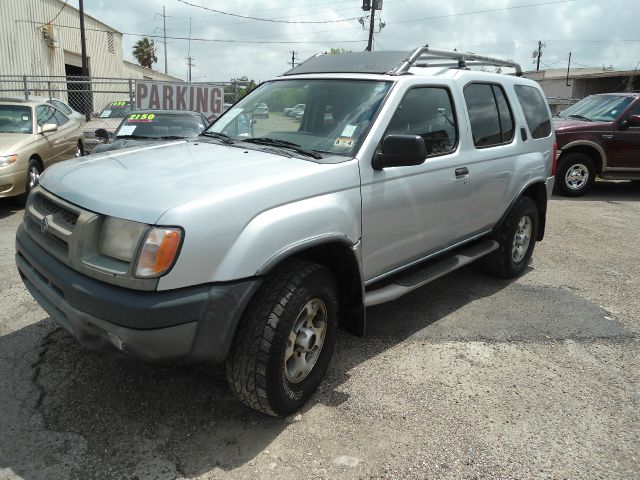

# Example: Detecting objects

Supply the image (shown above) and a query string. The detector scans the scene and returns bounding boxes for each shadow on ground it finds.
[553,179,640,202]
[0,197,23,221]
[2,263,634,479]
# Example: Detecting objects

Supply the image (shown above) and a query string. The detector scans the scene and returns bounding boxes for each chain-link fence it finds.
[0,75,254,118]
[546,97,579,115]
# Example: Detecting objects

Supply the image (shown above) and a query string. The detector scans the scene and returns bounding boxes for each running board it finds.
[364,240,499,307]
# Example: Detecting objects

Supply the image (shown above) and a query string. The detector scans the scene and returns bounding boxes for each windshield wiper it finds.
[567,114,593,122]
[243,137,323,159]
[200,131,235,144]
[155,135,189,140]
[115,134,151,139]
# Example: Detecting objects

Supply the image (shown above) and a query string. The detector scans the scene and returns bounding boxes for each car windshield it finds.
[99,101,133,119]
[558,95,634,122]
[207,79,392,157]
[0,105,32,134]
[115,112,206,138]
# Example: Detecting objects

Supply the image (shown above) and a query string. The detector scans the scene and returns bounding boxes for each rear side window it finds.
[514,85,552,139]
[464,83,515,147]
[53,109,69,125]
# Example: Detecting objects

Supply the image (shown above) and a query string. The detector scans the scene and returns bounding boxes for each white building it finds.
[0,0,178,81]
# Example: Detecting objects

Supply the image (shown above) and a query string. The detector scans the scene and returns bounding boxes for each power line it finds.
[392,0,579,25]
[45,0,68,25]
[16,20,367,44]
[176,0,360,24]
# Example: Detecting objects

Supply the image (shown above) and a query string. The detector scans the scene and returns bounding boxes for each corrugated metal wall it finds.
[572,75,640,98]
[0,0,123,77]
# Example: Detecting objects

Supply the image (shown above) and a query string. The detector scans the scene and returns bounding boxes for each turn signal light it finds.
[135,227,183,278]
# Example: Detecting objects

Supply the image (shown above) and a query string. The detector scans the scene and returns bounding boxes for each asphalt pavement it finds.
[0,181,638,479]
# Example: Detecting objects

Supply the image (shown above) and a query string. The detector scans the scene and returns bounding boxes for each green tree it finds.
[327,48,351,54]
[132,37,157,69]
[224,76,257,102]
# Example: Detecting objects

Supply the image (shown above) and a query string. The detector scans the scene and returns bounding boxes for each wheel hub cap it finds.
[284,298,328,384]
[28,166,40,190]
[565,163,589,190]
[512,215,532,263]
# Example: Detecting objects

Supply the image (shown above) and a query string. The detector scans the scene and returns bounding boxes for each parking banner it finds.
[135,81,224,120]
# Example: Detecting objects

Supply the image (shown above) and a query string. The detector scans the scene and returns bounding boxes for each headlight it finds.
[135,227,183,278]
[99,217,148,262]
[0,155,17,168]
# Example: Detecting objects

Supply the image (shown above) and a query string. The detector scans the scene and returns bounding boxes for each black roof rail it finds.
[282,45,522,77]
[391,45,522,76]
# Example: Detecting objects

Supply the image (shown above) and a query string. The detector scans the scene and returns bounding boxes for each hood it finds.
[0,133,35,155]
[83,117,123,133]
[92,137,168,154]
[39,140,325,224]
[553,117,612,133]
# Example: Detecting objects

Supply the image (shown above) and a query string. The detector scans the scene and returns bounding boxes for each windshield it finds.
[0,105,33,134]
[207,79,392,156]
[115,112,207,138]
[99,101,133,119]
[558,95,633,122]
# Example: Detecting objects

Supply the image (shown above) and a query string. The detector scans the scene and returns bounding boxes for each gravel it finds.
[0,180,638,479]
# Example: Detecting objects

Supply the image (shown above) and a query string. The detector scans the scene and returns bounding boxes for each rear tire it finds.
[555,153,595,197]
[226,260,339,416]
[76,140,85,157]
[481,196,539,278]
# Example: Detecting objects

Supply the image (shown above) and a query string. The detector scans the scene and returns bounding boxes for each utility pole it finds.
[535,40,546,71]
[163,6,167,74]
[289,51,298,68]
[78,0,88,77]
[366,4,375,51]
[565,52,572,86]
[186,17,193,82]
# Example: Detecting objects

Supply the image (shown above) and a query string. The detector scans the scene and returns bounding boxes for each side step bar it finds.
[364,240,499,307]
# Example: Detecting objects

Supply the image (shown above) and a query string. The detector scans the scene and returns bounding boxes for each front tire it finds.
[16,158,42,205]
[556,153,595,197]
[226,260,339,416]
[481,196,539,278]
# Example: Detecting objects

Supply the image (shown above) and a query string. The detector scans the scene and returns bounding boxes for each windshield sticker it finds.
[334,136,354,149]
[341,125,357,137]
[111,101,128,106]
[99,110,112,118]
[22,115,29,121]
[118,125,137,136]
[127,113,156,123]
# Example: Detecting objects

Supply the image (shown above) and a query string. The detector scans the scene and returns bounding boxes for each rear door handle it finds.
[455,167,469,177]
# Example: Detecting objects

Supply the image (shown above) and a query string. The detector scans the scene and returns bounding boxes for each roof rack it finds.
[390,45,522,77]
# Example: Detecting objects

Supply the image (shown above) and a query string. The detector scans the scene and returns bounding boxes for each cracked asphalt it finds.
[1,180,639,479]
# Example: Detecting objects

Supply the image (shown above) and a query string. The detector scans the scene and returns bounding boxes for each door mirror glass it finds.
[373,134,427,170]
[95,128,110,140]
[39,123,57,134]
[628,114,640,127]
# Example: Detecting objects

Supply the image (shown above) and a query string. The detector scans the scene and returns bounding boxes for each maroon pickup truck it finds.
[554,92,640,196]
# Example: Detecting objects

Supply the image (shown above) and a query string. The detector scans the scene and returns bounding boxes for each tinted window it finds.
[464,83,515,147]
[514,85,551,139]
[36,105,56,126]
[53,109,69,125]
[386,87,457,156]
[493,85,514,142]
[50,99,72,115]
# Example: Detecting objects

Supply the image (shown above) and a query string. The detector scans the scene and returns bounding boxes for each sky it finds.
[67,0,640,82]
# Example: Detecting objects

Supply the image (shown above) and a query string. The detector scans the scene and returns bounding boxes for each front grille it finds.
[37,195,79,227]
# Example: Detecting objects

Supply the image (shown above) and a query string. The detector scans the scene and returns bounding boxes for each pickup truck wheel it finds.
[556,153,595,197]
[481,196,538,279]
[226,260,339,416]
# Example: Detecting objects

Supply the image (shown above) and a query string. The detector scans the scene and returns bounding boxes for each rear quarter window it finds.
[514,85,552,139]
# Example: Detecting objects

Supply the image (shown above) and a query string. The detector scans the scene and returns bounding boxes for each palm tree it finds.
[132,37,157,69]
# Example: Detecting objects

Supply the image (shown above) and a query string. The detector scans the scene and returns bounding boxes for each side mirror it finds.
[628,114,640,127]
[39,123,57,134]
[95,128,109,140]
[372,134,427,170]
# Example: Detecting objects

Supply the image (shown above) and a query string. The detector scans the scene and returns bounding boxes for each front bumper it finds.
[16,225,260,363]
[0,167,26,198]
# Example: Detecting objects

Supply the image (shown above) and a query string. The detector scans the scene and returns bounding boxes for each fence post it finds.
[47,81,52,100]
[128,79,134,106]
[23,75,28,100]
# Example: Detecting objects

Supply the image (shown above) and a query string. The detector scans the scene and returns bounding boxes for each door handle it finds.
[455,167,469,177]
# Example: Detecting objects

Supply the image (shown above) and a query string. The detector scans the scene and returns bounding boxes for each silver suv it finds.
[16,47,555,416]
